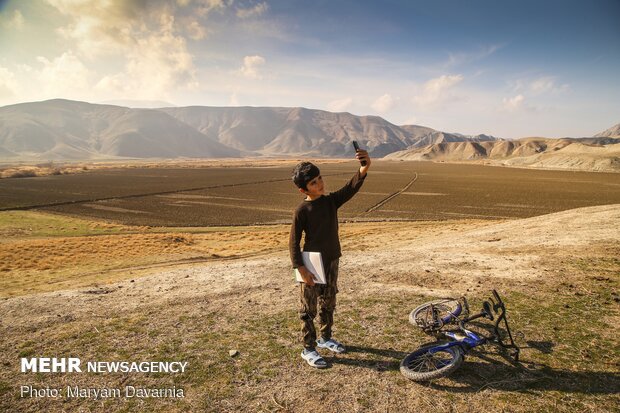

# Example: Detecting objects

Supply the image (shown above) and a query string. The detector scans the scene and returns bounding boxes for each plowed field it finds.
[1,161,619,226]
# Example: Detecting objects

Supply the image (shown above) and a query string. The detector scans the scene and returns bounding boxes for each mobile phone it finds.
[352,141,367,166]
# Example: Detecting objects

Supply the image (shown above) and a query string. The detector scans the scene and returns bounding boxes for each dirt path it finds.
[363,172,418,213]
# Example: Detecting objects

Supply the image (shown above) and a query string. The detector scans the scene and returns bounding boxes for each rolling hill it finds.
[385,137,620,171]
[159,106,418,157]
[0,100,240,160]
[0,99,489,160]
[0,99,618,172]
[594,123,620,138]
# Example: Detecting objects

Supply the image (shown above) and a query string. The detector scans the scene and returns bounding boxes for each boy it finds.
[289,149,371,368]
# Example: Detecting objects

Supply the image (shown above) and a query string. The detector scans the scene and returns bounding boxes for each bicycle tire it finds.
[400,342,464,381]
[409,299,462,329]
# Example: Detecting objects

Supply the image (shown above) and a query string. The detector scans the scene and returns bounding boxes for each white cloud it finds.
[501,94,540,113]
[93,23,199,99]
[1,51,94,103]
[186,19,208,40]
[195,0,226,16]
[35,52,92,97]
[237,2,268,19]
[529,76,570,94]
[501,76,568,113]
[530,77,555,94]
[371,93,395,113]
[413,74,463,109]
[48,1,184,58]
[1,10,25,29]
[327,97,353,112]
[510,76,570,95]
[237,55,266,79]
[229,90,240,106]
[0,66,18,100]
[502,94,525,112]
[446,44,502,68]
[47,0,199,99]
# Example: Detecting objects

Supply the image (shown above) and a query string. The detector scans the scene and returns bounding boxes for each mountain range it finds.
[0,99,618,171]
[0,99,499,160]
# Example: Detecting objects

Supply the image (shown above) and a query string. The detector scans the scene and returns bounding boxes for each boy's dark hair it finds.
[292,162,320,191]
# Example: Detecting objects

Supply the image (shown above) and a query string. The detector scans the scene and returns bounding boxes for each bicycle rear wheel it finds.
[400,342,464,381]
[409,299,461,329]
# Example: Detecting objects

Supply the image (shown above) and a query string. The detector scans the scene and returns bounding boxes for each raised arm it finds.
[330,149,371,208]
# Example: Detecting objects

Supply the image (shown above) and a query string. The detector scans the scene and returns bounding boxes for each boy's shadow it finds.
[325,345,408,371]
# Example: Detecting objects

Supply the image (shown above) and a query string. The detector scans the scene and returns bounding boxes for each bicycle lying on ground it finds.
[400,290,520,381]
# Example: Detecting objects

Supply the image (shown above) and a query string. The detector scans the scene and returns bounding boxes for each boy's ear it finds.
[298,187,308,195]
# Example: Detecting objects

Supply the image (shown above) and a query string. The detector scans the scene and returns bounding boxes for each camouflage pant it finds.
[298,259,339,350]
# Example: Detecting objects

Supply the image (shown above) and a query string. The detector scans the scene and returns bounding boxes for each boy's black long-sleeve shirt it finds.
[289,171,366,268]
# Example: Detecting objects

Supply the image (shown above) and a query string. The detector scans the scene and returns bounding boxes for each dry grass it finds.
[0,229,288,297]
[0,159,347,179]
[0,163,90,179]
[0,210,490,297]
[0,211,129,239]
[1,237,617,413]
[0,203,618,412]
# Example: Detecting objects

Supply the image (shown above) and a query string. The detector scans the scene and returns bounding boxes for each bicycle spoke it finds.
[408,350,453,372]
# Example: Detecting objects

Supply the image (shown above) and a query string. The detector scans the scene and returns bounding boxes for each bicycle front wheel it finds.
[409,299,461,329]
[400,342,464,381]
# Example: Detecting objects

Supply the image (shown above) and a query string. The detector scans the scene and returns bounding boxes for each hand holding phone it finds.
[352,141,367,166]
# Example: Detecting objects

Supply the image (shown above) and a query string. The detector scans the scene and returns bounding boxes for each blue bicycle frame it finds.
[427,290,520,362]
[430,329,484,354]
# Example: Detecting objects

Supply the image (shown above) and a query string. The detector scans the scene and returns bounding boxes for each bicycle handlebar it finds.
[456,290,520,362]
[490,290,520,362]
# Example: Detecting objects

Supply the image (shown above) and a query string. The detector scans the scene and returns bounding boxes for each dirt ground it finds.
[0,205,619,412]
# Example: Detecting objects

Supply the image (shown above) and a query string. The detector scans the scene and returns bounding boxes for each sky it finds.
[0,0,618,138]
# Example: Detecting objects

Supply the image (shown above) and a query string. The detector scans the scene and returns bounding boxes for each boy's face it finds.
[300,175,324,198]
